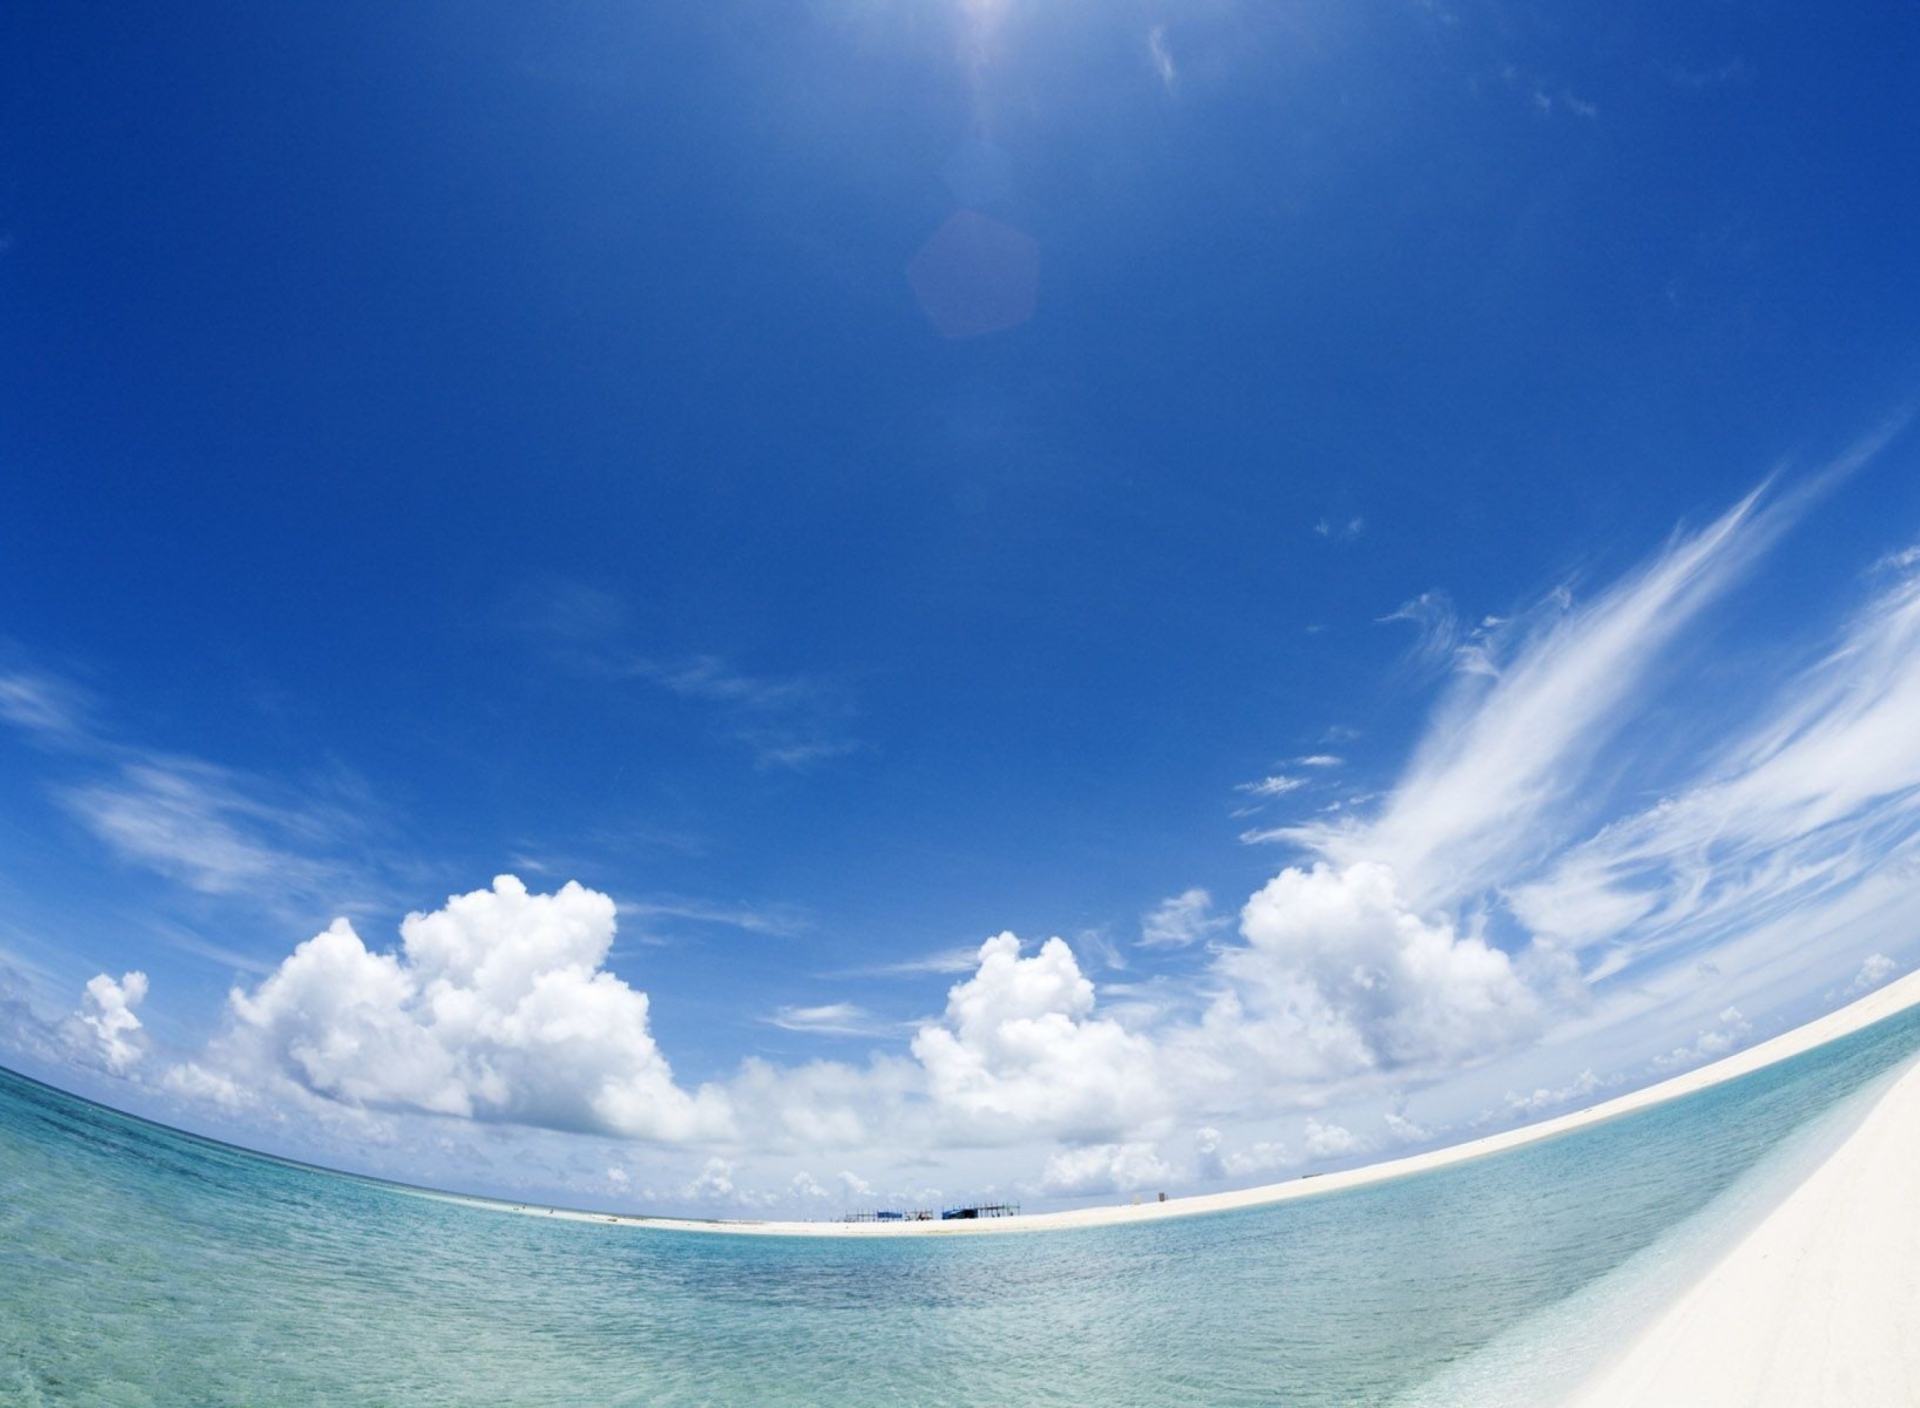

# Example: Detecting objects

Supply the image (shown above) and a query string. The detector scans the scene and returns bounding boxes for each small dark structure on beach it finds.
[841,1202,1019,1224]
[938,1202,1018,1221]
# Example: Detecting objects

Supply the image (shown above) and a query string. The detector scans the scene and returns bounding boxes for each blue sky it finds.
[5,0,1920,1213]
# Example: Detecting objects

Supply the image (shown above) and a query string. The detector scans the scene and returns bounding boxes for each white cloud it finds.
[619,897,807,938]
[1380,590,1462,675]
[1849,953,1900,995]
[57,758,346,898]
[1307,469,1881,919]
[0,666,394,918]
[1138,889,1226,948]
[1382,1109,1430,1144]
[1238,774,1308,798]
[507,588,859,772]
[1195,1126,1293,1180]
[1505,1068,1602,1120]
[0,670,91,741]
[767,1002,894,1037]
[1652,1007,1752,1071]
[66,970,148,1073]
[1510,543,1920,982]
[633,660,857,769]
[215,876,732,1142]
[1296,755,1345,769]
[911,933,1166,1143]
[683,1157,736,1202]
[1037,1141,1174,1196]
[1146,25,1175,90]
[1303,1118,1362,1160]
[1210,861,1544,1079]
[834,946,981,977]
[724,1049,920,1152]
[34,448,1920,1209]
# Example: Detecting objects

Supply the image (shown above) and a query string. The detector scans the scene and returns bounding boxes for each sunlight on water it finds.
[6,1005,1920,1407]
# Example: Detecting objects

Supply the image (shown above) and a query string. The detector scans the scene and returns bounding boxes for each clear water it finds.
[5,1006,1919,1407]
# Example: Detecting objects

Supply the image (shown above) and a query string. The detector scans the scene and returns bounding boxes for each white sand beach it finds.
[1562,1037,1920,1407]
[489,967,1920,1240]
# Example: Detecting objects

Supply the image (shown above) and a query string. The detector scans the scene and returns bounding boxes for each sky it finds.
[4,0,1920,1216]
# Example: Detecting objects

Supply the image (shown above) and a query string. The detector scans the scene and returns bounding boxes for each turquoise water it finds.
[5,1007,1920,1407]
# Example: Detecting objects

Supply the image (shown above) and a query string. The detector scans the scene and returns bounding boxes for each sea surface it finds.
[6,1004,1920,1407]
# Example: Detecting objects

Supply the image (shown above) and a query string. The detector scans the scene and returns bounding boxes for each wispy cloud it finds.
[618,896,809,939]
[56,757,351,899]
[1665,58,1754,90]
[0,669,92,742]
[1237,774,1308,798]
[1379,590,1463,675]
[1138,889,1227,948]
[1147,25,1176,90]
[833,946,983,978]
[765,1002,901,1037]
[1330,480,1807,908]
[506,580,859,770]
[0,665,381,910]
[1510,538,1920,984]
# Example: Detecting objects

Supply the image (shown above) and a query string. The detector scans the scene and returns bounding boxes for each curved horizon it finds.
[15,966,1917,1240]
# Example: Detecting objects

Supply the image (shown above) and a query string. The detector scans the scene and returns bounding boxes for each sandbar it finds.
[1561,1034,1920,1405]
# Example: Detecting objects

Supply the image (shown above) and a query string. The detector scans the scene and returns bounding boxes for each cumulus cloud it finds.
[1037,1141,1174,1196]
[1849,953,1900,995]
[1382,1109,1431,1144]
[1652,1006,1752,1071]
[214,876,731,1142]
[1505,1068,1603,1120]
[683,1157,736,1202]
[66,970,148,1073]
[911,934,1165,1142]
[35,446,1920,1209]
[1303,1118,1362,1160]
[1194,1126,1293,1180]
[1208,861,1543,1079]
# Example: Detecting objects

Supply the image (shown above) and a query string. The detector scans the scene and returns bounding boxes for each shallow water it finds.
[5,1005,1920,1407]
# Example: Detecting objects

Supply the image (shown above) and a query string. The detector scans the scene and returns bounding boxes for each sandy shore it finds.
[474,967,1920,1238]
[1562,1045,1920,1406]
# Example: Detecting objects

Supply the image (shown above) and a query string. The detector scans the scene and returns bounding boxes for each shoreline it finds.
[456,967,1920,1238]
[1561,1043,1920,1405]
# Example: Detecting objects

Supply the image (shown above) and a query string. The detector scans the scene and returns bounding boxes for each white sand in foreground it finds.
[482,967,1920,1238]
[1563,1048,1920,1407]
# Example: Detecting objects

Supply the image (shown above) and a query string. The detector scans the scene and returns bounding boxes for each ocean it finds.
[5,1003,1919,1407]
